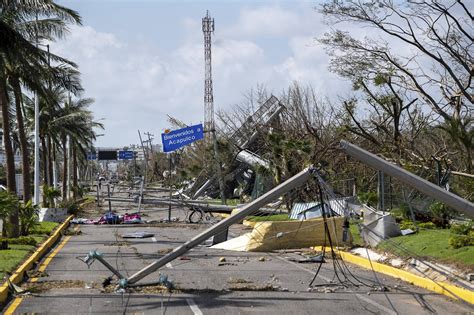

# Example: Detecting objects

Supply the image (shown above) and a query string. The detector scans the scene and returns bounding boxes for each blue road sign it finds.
[86,152,97,160]
[161,124,204,152]
[119,150,135,160]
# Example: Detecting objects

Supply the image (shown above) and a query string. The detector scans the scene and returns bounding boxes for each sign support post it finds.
[168,153,172,222]
[162,124,205,222]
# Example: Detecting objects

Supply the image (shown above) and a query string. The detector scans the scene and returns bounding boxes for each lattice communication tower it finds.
[202,10,215,135]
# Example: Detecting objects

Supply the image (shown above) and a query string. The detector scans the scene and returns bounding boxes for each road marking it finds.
[166,262,173,269]
[355,294,398,315]
[4,297,23,315]
[3,226,78,314]
[151,237,157,242]
[36,235,72,276]
[186,298,203,315]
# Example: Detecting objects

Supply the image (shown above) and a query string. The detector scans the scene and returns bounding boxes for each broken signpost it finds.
[161,124,204,221]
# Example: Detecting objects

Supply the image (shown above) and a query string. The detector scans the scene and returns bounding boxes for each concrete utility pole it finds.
[126,166,315,285]
[340,140,474,218]
[202,10,226,205]
[137,130,147,183]
[34,43,50,205]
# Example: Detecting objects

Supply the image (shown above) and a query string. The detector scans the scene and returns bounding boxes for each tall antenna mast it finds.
[202,10,214,136]
[202,10,226,207]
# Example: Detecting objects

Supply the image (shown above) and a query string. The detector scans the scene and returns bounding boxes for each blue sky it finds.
[53,0,349,147]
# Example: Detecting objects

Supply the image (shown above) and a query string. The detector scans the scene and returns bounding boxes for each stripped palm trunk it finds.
[47,135,53,190]
[72,143,77,199]
[10,75,31,202]
[41,136,48,186]
[62,134,68,200]
[0,75,19,237]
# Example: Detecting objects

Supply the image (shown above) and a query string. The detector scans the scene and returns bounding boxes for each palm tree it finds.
[1,0,81,236]
[34,95,102,200]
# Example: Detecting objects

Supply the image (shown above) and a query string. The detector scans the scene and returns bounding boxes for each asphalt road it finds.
[4,215,473,315]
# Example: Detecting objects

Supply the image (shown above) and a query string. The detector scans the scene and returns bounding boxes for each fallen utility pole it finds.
[105,197,281,214]
[122,166,314,285]
[340,140,474,219]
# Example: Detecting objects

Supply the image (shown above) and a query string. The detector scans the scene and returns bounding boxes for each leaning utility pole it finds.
[202,10,226,204]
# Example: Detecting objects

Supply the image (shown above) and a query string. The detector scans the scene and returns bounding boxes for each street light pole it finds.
[33,44,49,205]
[33,93,40,205]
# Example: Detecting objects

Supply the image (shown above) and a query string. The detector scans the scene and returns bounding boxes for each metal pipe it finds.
[192,178,213,199]
[105,197,282,214]
[168,155,172,221]
[236,150,270,169]
[107,184,112,212]
[94,253,124,279]
[126,166,314,284]
[340,140,474,218]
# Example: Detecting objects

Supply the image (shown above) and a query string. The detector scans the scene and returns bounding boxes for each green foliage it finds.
[378,229,474,267]
[0,244,36,280]
[429,201,456,227]
[0,165,5,183]
[0,190,18,220]
[0,236,37,246]
[43,185,61,208]
[0,221,58,279]
[29,221,59,235]
[373,73,389,86]
[0,190,19,237]
[72,185,87,198]
[390,203,411,220]
[349,220,364,247]
[399,220,416,231]
[58,198,81,215]
[449,222,473,249]
[19,201,39,236]
[417,222,436,230]
[357,191,378,207]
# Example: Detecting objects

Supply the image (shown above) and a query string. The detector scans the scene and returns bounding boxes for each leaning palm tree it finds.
[1,0,81,236]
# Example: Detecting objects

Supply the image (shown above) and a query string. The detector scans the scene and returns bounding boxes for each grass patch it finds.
[208,199,240,206]
[246,214,294,222]
[30,221,59,235]
[377,229,474,267]
[349,220,364,247]
[0,244,36,280]
[0,221,60,280]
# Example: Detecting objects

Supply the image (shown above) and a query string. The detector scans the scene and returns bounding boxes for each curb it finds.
[313,246,473,304]
[0,215,74,304]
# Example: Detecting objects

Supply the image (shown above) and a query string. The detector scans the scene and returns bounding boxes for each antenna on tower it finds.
[202,10,226,208]
[202,10,215,135]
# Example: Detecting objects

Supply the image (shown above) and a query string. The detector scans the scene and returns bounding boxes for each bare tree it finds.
[319,0,473,172]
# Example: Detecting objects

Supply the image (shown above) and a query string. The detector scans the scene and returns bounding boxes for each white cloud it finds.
[224,5,309,37]
[55,25,121,58]
[51,4,349,147]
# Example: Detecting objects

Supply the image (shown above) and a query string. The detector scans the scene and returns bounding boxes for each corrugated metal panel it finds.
[290,198,349,220]
[289,202,320,219]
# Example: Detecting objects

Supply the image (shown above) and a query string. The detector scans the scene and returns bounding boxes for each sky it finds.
[53,0,351,148]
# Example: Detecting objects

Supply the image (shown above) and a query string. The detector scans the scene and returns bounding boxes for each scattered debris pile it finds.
[71,212,143,225]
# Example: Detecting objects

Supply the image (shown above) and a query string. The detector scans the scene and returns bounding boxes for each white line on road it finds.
[166,262,173,269]
[151,237,157,242]
[186,298,203,315]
